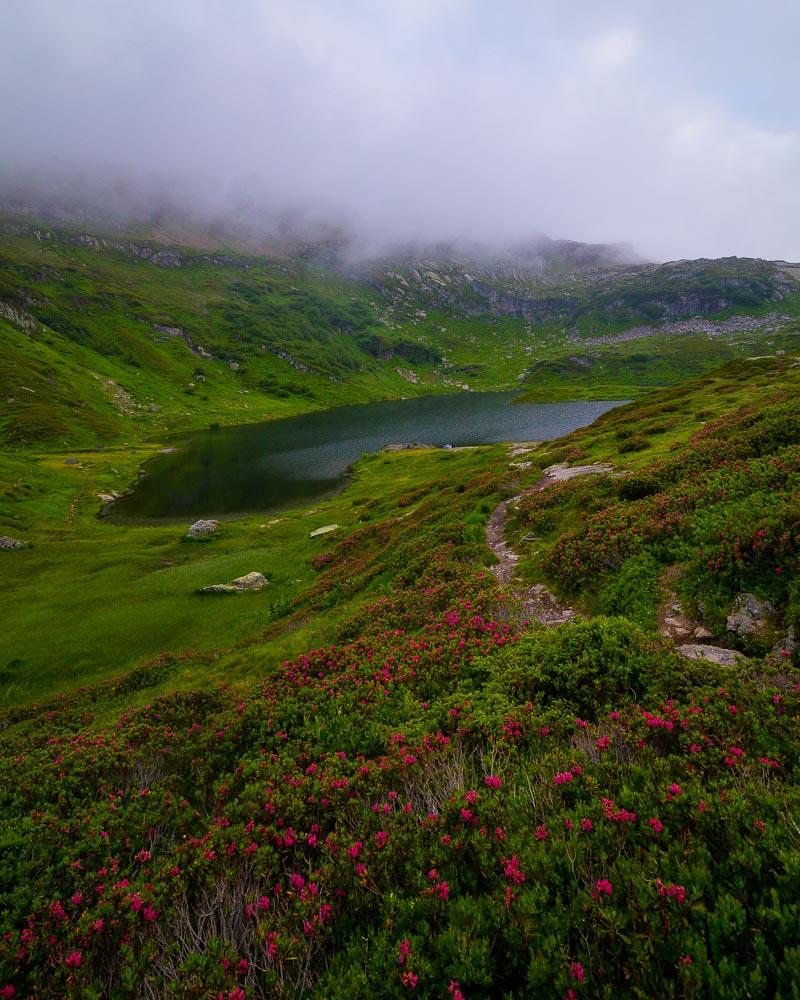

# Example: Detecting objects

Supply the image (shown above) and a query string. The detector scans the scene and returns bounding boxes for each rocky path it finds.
[487,460,612,627]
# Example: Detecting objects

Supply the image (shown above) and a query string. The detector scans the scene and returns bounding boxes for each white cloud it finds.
[1,0,798,260]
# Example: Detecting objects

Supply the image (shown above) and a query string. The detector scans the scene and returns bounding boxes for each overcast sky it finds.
[2,0,800,260]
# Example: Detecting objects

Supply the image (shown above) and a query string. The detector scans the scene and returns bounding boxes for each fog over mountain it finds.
[3,0,800,261]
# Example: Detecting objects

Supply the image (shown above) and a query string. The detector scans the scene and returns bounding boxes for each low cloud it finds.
[2,0,799,260]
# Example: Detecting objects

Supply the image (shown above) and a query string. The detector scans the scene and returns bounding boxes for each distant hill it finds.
[1,207,799,446]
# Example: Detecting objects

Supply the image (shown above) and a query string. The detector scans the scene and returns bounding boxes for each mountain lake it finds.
[108,392,626,520]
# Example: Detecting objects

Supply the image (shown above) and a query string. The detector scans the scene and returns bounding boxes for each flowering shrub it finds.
[1,575,798,997]
[2,378,800,996]
[517,398,800,652]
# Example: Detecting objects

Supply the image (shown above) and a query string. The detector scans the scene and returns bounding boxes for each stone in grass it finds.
[309,523,339,538]
[678,643,748,667]
[0,535,24,550]
[726,593,777,638]
[186,519,220,540]
[767,627,797,663]
[201,571,268,595]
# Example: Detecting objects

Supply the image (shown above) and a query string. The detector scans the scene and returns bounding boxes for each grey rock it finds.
[0,535,24,550]
[768,626,797,663]
[726,593,777,637]
[230,571,268,591]
[187,519,220,540]
[678,644,747,666]
[693,626,714,640]
[309,523,339,538]
[201,571,267,595]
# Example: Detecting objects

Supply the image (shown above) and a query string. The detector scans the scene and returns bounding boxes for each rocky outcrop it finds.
[0,535,24,550]
[153,324,215,360]
[201,571,267,595]
[726,593,777,639]
[186,519,220,540]
[571,312,790,349]
[678,644,747,666]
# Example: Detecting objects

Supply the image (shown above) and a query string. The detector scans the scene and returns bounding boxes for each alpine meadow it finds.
[2,3,800,999]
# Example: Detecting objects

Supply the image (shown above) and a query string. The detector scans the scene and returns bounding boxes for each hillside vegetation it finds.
[2,215,800,451]
[1,354,799,997]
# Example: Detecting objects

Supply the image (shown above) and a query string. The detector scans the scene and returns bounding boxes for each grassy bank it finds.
[0,441,506,709]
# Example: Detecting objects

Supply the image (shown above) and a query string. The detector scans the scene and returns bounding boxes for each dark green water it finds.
[110,392,624,521]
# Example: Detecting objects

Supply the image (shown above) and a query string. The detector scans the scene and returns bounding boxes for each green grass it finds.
[3,215,800,707]
[0,440,503,708]
[3,217,800,453]
[516,326,800,402]
[506,354,800,626]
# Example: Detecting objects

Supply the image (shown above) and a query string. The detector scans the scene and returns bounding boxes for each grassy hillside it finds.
[1,357,799,996]
[3,216,800,453]
[0,225,441,448]
[517,324,800,401]
[0,441,508,708]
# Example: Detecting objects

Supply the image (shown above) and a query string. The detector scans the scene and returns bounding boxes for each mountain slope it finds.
[1,357,799,998]
[2,213,800,447]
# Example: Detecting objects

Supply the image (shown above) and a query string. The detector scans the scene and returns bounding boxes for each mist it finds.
[3,0,800,261]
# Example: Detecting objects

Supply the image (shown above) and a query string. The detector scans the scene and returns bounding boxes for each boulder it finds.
[201,571,267,595]
[230,572,268,591]
[0,535,24,550]
[187,519,220,540]
[678,644,747,667]
[309,524,339,538]
[726,593,777,638]
[768,627,797,663]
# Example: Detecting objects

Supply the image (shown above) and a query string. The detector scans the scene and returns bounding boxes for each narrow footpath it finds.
[486,461,613,626]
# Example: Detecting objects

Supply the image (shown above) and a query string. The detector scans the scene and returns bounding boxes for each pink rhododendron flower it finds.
[657,880,687,903]
[503,855,526,885]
